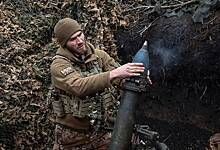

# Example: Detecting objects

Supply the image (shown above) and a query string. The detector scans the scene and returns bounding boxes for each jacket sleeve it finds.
[95,49,123,86]
[50,59,111,98]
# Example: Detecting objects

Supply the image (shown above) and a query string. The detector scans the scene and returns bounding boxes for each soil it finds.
[117,10,220,150]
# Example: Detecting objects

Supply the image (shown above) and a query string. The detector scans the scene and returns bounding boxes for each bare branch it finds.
[124,0,198,13]
[138,16,161,36]
[174,0,184,4]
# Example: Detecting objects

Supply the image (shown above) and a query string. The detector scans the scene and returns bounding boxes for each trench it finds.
[115,12,220,149]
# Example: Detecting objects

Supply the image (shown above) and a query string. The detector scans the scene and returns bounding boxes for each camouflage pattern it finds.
[50,42,120,125]
[209,133,220,150]
[53,125,111,150]
[50,42,120,98]
[51,57,118,120]
[50,42,120,149]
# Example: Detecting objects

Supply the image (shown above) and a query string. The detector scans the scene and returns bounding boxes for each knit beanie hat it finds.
[54,18,82,47]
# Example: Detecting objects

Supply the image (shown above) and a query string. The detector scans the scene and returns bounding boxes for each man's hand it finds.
[109,63,145,81]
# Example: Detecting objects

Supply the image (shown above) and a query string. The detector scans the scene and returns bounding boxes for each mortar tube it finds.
[109,41,150,150]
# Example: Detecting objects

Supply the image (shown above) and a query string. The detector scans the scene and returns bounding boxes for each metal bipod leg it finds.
[132,124,169,150]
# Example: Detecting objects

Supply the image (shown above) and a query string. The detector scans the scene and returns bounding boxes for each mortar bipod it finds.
[132,124,169,150]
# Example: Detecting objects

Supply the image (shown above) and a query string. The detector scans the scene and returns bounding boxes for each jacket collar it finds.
[56,42,97,63]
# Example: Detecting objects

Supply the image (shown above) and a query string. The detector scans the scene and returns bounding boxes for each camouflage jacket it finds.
[50,42,120,129]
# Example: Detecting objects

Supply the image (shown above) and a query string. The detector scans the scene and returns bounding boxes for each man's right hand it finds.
[109,63,145,81]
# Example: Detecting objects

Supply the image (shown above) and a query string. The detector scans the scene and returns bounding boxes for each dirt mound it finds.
[117,4,220,149]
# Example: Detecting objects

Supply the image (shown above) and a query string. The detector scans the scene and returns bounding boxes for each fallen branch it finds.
[123,0,198,13]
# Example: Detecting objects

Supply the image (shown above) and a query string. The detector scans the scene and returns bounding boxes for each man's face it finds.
[66,31,86,55]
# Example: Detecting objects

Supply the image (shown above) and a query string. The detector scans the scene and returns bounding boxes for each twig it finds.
[163,134,172,143]
[139,23,153,36]
[124,5,154,12]
[138,16,160,36]
[200,86,207,100]
[204,16,217,25]
[174,0,184,4]
[30,103,42,108]
[124,0,198,12]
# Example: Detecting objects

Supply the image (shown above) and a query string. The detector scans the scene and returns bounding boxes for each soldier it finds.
[51,18,145,150]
